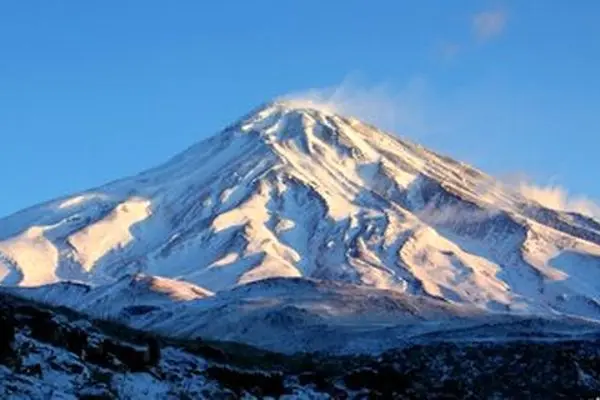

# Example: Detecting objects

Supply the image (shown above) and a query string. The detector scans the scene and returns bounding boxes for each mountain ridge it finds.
[2,100,600,351]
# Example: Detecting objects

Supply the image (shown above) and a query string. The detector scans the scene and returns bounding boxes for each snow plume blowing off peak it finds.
[277,78,427,134]
[279,83,600,222]
[518,181,600,220]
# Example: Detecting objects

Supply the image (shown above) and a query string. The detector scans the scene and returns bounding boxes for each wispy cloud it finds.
[517,182,600,219]
[280,76,431,135]
[417,201,500,226]
[434,8,507,62]
[474,174,600,220]
[472,9,508,41]
[438,42,461,61]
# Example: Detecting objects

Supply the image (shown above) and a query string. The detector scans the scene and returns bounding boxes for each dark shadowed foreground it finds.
[1,291,600,399]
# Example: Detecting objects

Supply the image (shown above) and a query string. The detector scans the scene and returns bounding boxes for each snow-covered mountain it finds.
[2,99,600,350]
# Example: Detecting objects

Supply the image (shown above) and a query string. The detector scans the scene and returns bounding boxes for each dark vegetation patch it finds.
[205,366,288,397]
[2,290,600,398]
[0,292,160,375]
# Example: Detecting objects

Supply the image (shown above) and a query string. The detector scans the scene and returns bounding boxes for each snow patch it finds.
[68,197,151,272]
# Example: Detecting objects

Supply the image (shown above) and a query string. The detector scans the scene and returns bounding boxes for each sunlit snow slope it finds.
[2,100,600,321]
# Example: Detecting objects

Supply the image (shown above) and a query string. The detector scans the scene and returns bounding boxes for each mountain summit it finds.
[2,100,600,346]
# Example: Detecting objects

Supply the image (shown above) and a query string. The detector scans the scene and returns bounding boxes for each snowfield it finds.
[2,100,600,352]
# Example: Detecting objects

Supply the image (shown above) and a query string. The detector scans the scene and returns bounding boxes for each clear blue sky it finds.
[1,1,598,217]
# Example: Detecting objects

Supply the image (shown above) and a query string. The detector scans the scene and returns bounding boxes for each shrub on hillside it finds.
[343,366,414,396]
[101,337,160,372]
[205,366,288,397]
[0,314,16,362]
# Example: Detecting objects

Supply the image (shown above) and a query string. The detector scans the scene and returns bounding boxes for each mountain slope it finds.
[2,100,600,325]
[3,291,600,398]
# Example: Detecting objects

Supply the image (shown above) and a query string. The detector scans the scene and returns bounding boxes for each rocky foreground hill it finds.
[2,291,600,399]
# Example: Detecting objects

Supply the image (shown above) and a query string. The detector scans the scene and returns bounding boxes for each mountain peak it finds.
[233,98,349,145]
[233,98,375,154]
[2,97,600,327]
[242,98,356,129]
[268,98,338,115]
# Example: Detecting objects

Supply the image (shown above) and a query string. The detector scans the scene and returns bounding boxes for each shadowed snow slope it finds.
[2,100,600,348]
[4,276,600,354]
[1,274,213,320]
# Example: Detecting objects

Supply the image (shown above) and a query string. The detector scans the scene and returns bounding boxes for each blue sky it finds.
[1,1,598,217]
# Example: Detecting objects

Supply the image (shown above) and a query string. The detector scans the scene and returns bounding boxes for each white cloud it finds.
[472,10,507,41]
[279,76,431,135]
[518,182,600,219]
[438,42,461,61]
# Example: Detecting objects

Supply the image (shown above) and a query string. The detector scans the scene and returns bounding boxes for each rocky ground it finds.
[2,292,600,399]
